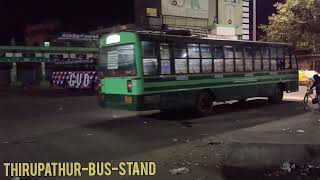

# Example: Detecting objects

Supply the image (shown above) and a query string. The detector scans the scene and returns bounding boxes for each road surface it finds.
[0,88,311,179]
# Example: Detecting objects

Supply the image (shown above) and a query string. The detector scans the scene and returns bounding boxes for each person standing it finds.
[310,74,320,110]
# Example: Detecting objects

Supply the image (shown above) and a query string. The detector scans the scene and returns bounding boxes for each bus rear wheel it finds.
[268,87,283,104]
[195,91,213,116]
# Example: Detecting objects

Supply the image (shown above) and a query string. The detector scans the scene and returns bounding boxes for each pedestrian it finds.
[310,74,320,111]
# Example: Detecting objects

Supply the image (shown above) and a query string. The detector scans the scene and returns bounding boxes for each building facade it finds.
[93,0,252,40]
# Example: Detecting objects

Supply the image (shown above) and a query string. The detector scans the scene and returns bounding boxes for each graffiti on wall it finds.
[52,71,98,89]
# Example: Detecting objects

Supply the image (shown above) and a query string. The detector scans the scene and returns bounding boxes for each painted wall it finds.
[218,0,243,35]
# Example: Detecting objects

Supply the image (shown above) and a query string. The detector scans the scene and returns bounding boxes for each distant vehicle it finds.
[98,32,299,115]
[299,70,317,87]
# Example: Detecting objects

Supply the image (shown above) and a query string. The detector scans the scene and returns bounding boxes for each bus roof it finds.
[136,32,292,47]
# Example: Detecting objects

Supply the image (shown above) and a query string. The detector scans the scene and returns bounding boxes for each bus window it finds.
[244,47,253,72]
[278,48,285,69]
[213,46,224,73]
[270,48,277,71]
[201,45,212,73]
[285,48,292,69]
[143,59,158,75]
[224,46,234,73]
[188,44,200,74]
[254,47,262,71]
[292,54,298,69]
[99,44,136,76]
[235,47,244,72]
[262,47,270,71]
[174,44,187,74]
[160,44,170,59]
[142,41,157,57]
[175,59,187,74]
[142,41,158,75]
[201,45,212,58]
[189,59,200,74]
[160,44,171,75]
[188,44,200,58]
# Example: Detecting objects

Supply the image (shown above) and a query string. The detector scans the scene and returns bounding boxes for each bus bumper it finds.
[98,94,160,111]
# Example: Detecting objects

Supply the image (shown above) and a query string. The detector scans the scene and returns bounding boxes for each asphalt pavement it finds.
[0,87,315,180]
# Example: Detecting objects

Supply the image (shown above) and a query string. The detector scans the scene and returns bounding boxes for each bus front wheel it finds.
[268,87,283,104]
[195,91,213,116]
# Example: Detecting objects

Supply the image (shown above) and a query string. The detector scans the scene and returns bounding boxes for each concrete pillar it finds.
[313,60,315,70]
[10,62,22,87]
[40,62,49,87]
[253,0,257,41]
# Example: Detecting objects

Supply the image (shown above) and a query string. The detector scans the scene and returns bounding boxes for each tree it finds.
[260,0,320,50]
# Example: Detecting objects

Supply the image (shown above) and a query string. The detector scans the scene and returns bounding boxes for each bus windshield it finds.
[99,44,136,76]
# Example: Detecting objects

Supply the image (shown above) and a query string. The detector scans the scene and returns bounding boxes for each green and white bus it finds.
[98,32,299,114]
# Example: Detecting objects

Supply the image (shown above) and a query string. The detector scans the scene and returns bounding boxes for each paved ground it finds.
[0,87,316,180]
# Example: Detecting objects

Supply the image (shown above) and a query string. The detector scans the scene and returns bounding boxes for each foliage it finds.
[260,0,320,50]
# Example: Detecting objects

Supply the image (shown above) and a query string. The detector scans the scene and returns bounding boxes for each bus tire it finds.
[268,87,283,104]
[195,91,213,116]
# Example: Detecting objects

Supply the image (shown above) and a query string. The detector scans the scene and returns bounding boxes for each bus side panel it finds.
[99,78,144,110]
[212,84,259,102]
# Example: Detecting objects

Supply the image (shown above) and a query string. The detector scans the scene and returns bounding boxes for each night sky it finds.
[0,0,280,45]
[257,0,284,25]
[0,0,134,44]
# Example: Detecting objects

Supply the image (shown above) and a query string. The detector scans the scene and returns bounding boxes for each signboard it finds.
[147,8,158,17]
[58,33,99,41]
[52,71,98,89]
[107,51,119,70]
[53,58,95,65]
[161,0,209,19]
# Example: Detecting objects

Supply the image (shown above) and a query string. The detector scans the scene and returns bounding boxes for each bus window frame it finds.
[234,46,245,72]
[137,34,296,77]
[141,41,159,76]
[286,47,293,70]
[261,46,271,71]
[187,44,201,74]
[223,45,235,73]
[200,44,213,74]
[269,47,278,71]
[213,45,225,73]
[277,47,285,70]
[291,53,298,70]
[253,46,263,72]
[99,43,137,77]
[244,46,254,72]
[159,43,172,75]
[173,43,188,75]
[284,48,289,70]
